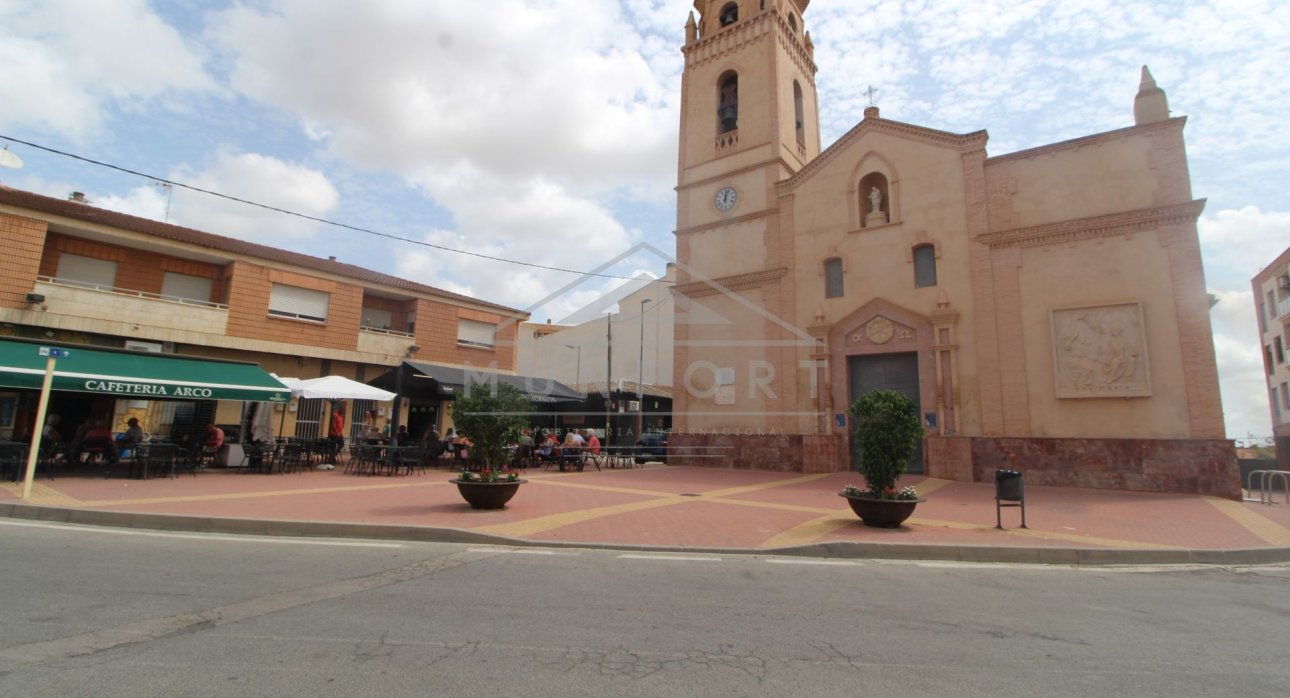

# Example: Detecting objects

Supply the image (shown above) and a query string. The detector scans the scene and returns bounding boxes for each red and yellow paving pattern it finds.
[3,465,1289,552]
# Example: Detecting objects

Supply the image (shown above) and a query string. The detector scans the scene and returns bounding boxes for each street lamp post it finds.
[564,343,581,391]
[637,298,651,438]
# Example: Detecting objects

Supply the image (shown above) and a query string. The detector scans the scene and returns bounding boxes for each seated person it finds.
[81,421,120,465]
[584,429,601,456]
[453,434,472,460]
[119,417,145,459]
[536,433,558,461]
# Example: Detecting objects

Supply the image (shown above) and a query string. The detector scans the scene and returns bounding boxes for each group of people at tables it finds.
[525,428,602,471]
[35,414,225,476]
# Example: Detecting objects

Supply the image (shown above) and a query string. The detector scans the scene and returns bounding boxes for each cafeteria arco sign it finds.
[83,380,216,399]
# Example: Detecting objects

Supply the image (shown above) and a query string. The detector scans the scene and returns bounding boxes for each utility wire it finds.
[0,134,669,283]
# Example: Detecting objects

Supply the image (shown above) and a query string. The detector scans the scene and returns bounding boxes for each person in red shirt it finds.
[204,423,225,450]
[584,429,601,456]
[327,405,346,464]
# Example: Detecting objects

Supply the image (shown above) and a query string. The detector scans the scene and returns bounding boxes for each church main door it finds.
[847,352,924,474]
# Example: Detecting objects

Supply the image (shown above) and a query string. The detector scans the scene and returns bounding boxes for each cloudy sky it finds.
[0,0,1286,442]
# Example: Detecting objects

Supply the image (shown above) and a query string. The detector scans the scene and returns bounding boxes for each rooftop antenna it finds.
[155,181,173,222]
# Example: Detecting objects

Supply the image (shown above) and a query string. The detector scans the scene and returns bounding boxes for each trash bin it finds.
[995,469,1023,501]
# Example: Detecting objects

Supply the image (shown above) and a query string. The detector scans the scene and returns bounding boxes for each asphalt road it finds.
[1,519,1287,697]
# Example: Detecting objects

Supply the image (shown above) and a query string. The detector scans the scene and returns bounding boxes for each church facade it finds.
[670,0,1236,497]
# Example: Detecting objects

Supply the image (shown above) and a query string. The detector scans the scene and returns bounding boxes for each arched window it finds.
[858,171,890,227]
[720,3,739,26]
[913,245,938,288]
[793,81,805,144]
[824,258,844,298]
[788,14,798,32]
[718,72,739,133]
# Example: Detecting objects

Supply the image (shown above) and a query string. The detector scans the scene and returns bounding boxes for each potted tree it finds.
[839,389,926,527]
[449,379,532,509]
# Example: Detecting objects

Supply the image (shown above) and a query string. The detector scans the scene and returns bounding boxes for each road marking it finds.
[1202,496,1290,546]
[474,473,834,537]
[466,547,580,556]
[618,554,723,562]
[0,519,404,548]
[764,558,861,566]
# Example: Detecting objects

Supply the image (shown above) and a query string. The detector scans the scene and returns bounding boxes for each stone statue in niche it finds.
[864,185,889,226]
[1051,303,1151,398]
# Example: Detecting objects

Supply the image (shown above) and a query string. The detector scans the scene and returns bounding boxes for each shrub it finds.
[450,380,532,473]
[848,389,922,498]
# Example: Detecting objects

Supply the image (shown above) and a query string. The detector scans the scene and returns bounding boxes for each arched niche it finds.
[848,152,900,230]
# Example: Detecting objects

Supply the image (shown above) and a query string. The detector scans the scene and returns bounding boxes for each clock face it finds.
[715,186,737,211]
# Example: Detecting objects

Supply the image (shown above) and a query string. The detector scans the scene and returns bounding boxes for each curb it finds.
[4,502,1289,566]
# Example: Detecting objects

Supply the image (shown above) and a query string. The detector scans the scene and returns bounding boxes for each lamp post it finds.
[564,343,582,392]
[637,298,651,438]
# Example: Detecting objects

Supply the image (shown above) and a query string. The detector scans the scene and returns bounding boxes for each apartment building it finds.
[1254,246,1290,469]
[0,186,525,447]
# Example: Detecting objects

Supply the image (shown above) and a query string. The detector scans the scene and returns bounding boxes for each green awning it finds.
[0,339,290,402]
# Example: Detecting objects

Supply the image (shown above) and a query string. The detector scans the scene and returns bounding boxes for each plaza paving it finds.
[3,463,1289,564]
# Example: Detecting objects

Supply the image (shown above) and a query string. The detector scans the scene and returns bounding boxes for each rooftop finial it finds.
[1134,65,1169,125]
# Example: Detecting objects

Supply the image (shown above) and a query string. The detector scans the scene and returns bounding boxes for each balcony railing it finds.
[359,325,414,339]
[38,275,228,309]
[1277,295,1290,320]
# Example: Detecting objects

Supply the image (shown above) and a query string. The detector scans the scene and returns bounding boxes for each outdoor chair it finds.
[0,442,29,483]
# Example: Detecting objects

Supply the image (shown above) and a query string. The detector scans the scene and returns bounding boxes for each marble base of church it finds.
[669,432,843,473]
[927,436,1239,499]
[670,432,1239,498]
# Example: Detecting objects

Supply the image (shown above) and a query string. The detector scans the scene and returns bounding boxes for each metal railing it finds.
[359,325,414,338]
[1246,469,1289,505]
[38,275,228,310]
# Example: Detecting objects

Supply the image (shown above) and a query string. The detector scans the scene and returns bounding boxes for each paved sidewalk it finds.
[3,464,1289,564]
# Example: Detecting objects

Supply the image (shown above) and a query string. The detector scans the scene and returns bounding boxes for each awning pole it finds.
[20,355,56,500]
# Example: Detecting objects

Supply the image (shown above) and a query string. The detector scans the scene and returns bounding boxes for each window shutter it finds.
[268,284,330,322]
[56,254,117,289]
[161,272,213,304]
[457,319,496,348]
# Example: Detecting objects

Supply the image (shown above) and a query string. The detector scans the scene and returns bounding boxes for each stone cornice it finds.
[683,10,817,85]
[674,267,788,298]
[977,200,1207,250]
[674,207,777,237]
[778,118,988,194]
[985,117,1186,166]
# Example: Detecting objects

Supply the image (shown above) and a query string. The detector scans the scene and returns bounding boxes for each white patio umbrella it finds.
[287,375,397,401]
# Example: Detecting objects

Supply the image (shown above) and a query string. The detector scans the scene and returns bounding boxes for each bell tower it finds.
[672,1,820,439]
[676,0,819,237]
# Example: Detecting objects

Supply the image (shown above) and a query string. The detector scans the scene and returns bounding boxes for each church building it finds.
[670,0,1236,497]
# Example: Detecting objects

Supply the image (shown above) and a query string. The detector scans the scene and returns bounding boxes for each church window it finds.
[794,81,805,144]
[788,14,798,32]
[913,245,938,288]
[720,3,739,26]
[718,73,739,133]
[824,258,844,298]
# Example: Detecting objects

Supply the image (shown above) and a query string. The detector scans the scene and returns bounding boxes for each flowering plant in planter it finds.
[843,483,919,501]
[450,379,532,478]
[459,466,520,483]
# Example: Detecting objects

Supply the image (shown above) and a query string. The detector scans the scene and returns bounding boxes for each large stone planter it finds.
[453,478,526,510]
[839,493,926,528]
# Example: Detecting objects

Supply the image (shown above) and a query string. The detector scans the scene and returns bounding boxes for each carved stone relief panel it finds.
[849,315,916,346]
[1051,302,1151,398]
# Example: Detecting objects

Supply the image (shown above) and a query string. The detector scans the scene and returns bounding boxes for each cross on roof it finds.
[863,85,879,107]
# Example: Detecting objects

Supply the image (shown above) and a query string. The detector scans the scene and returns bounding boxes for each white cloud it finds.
[205,1,679,191]
[165,151,340,240]
[0,0,216,139]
